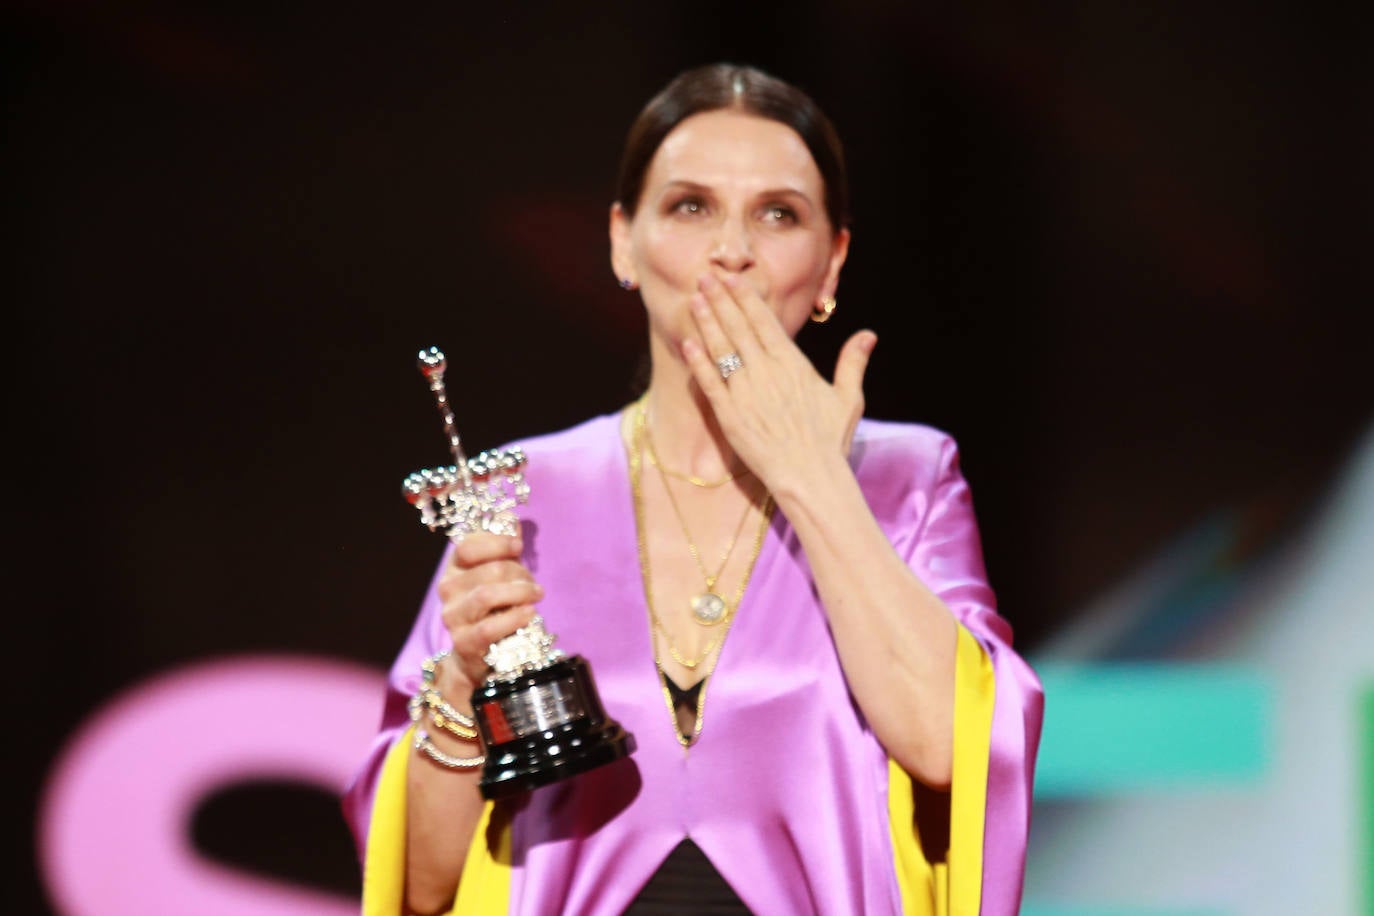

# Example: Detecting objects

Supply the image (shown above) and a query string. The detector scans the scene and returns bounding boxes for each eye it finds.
[670,196,708,217]
[760,204,798,225]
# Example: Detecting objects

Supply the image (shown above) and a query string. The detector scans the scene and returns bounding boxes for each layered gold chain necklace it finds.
[628,396,774,745]
[644,421,755,626]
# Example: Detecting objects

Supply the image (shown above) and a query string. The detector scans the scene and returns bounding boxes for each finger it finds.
[832,330,877,400]
[698,274,763,358]
[437,558,535,603]
[451,605,538,669]
[688,291,740,368]
[442,579,544,628]
[461,558,537,587]
[471,604,539,650]
[681,337,733,407]
[451,529,524,568]
[718,272,792,353]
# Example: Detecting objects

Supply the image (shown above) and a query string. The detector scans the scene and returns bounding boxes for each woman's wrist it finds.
[419,720,483,756]
[409,649,485,768]
[766,449,858,519]
[427,651,478,716]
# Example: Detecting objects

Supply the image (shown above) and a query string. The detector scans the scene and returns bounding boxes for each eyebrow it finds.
[659,180,815,204]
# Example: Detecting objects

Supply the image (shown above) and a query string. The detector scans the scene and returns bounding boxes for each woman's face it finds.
[610,109,849,354]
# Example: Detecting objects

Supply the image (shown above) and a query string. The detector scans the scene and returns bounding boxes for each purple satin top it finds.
[343,413,1042,915]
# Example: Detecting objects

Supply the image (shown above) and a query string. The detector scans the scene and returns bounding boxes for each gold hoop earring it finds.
[811,296,837,323]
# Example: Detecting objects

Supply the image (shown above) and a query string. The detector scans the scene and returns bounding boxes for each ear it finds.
[818,227,851,301]
[609,202,637,288]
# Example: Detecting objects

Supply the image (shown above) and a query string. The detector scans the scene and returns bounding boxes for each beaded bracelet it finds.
[410,649,484,767]
[414,728,485,769]
[408,687,480,740]
[418,649,479,733]
[421,650,455,691]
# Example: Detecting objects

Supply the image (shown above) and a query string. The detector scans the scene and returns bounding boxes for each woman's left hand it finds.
[682,272,877,494]
[686,272,959,788]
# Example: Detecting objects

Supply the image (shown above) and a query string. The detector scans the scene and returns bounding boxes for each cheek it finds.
[637,223,708,286]
[762,239,833,332]
[766,237,832,297]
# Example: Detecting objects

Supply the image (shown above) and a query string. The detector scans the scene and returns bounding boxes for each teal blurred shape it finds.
[1032,663,1272,798]
[1362,684,1373,916]
[1022,907,1228,916]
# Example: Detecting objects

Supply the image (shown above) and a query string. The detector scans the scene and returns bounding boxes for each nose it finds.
[709,219,755,273]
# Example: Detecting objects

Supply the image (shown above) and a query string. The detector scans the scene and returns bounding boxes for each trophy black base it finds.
[471,655,636,800]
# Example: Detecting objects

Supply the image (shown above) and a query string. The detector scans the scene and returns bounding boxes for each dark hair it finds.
[615,63,850,232]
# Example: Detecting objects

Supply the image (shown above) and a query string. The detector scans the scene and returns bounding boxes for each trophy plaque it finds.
[402,346,635,799]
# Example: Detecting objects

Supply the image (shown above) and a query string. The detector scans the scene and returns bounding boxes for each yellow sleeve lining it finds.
[888,624,995,916]
[361,724,512,916]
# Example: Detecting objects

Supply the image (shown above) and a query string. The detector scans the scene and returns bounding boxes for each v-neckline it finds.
[612,403,780,749]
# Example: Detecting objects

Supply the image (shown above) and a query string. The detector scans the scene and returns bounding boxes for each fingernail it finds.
[691,294,708,315]
[698,274,717,291]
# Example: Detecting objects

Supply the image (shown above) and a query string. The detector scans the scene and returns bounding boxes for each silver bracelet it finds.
[409,687,479,739]
[420,651,477,727]
[414,728,485,769]
[430,691,477,730]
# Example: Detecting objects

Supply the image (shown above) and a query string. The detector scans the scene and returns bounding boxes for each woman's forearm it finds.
[403,678,488,915]
[771,453,958,788]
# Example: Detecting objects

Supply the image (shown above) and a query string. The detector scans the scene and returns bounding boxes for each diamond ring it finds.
[716,352,743,380]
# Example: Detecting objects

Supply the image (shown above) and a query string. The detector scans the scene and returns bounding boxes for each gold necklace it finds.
[655,659,709,747]
[644,432,752,488]
[633,402,730,663]
[628,399,773,744]
[645,422,754,627]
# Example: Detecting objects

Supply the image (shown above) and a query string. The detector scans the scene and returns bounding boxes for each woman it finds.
[344,63,1043,916]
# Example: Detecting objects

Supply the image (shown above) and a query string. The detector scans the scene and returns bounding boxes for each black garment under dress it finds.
[623,676,752,914]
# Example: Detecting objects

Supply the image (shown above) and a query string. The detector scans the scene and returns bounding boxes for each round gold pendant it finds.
[690,592,728,625]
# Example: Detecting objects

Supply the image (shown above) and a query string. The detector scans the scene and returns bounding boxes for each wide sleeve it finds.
[341,547,452,860]
[339,541,516,916]
[885,432,1045,916]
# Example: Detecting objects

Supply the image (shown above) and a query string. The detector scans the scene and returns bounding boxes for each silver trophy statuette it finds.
[402,347,559,679]
[400,346,634,798]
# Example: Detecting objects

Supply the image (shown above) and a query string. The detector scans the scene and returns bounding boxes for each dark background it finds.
[7,2,1369,910]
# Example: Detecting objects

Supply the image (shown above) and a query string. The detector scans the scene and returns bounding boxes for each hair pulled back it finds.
[615,63,850,232]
